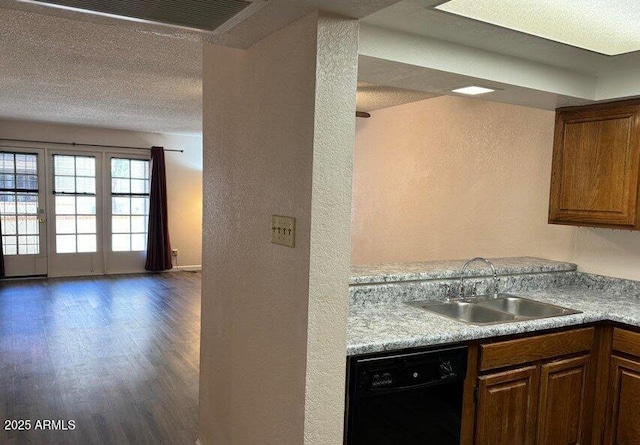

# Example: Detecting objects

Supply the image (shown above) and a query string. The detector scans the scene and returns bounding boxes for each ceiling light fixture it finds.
[434,0,640,56]
[451,86,496,95]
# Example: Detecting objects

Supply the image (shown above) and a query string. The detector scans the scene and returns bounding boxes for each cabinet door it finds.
[605,356,640,445]
[537,355,590,445]
[475,366,538,445]
[549,102,640,227]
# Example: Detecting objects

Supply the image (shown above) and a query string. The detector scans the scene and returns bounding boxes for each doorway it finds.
[0,147,150,278]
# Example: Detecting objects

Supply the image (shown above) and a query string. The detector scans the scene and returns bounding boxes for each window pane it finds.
[56,215,75,234]
[2,216,16,235]
[3,237,17,255]
[16,195,31,214]
[112,197,130,215]
[0,174,15,189]
[111,159,130,178]
[54,156,75,176]
[22,194,38,214]
[131,215,146,233]
[55,196,75,214]
[131,197,147,215]
[25,216,38,235]
[0,154,15,174]
[131,179,146,194]
[112,178,130,194]
[130,160,148,179]
[77,216,96,234]
[112,234,130,252]
[77,234,96,253]
[76,196,96,215]
[15,154,37,174]
[75,157,95,176]
[17,235,38,255]
[112,216,130,233]
[75,177,95,194]
[55,176,75,193]
[56,235,76,253]
[131,234,146,251]
[0,193,15,214]
[17,216,26,234]
[16,174,37,190]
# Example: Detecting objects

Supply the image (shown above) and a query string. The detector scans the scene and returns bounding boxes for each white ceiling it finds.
[363,0,640,76]
[1,0,640,133]
[0,5,203,134]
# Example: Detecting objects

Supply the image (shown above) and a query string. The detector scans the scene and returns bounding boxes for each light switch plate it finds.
[271,215,295,248]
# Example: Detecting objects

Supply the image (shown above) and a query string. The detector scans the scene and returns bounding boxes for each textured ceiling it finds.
[0,0,405,134]
[356,82,440,112]
[0,6,203,134]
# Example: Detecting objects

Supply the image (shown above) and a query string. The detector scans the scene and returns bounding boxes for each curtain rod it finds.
[0,138,184,153]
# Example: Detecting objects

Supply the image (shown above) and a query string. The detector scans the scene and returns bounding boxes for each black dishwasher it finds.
[345,346,468,445]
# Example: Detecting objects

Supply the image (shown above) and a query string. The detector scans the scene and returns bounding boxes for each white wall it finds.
[0,119,202,268]
[352,95,640,281]
[199,12,358,445]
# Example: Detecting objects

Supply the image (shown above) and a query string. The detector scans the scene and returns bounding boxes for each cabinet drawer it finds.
[613,328,640,358]
[480,328,594,372]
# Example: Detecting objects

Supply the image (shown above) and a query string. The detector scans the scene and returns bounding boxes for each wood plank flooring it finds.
[0,272,201,445]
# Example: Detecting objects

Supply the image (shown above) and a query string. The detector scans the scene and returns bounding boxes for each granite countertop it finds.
[346,259,640,356]
[350,257,577,285]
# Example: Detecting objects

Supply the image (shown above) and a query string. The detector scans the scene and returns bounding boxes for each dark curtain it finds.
[145,146,172,272]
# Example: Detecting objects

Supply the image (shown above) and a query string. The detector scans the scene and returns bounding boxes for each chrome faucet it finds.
[458,257,499,299]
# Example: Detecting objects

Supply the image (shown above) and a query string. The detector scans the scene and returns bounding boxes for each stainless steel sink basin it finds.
[477,295,581,318]
[407,301,517,325]
[406,294,581,325]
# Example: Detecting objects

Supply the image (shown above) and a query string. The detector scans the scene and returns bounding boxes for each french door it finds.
[0,149,47,277]
[0,148,150,278]
[47,152,104,277]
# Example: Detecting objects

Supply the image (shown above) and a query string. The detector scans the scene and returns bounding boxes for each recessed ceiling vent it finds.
[18,0,267,34]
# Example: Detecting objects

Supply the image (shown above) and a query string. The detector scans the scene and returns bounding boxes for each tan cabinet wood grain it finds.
[549,100,640,229]
[604,355,640,445]
[537,355,590,445]
[475,366,539,445]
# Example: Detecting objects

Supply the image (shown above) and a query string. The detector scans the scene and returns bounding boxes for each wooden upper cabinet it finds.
[549,100,640,228]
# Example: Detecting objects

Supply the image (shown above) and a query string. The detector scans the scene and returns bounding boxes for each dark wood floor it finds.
[0,272,201,445]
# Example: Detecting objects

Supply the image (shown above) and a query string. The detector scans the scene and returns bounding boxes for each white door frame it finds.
[0,147,48,277]
[46,149,104,277]
[103,151,151,275]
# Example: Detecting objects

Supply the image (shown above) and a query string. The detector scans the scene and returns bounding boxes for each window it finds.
[111,158,149,252]
[0,152,39,255]
[53,155,97,253]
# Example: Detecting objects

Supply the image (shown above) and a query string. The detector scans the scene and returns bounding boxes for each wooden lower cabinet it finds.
[537,355,591,445]
[604,356,640,445]
[476,366,538,445]
[472,328,595,445]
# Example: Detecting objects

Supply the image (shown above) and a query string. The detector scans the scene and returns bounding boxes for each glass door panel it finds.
[48,153,103,277]
[105,155,150,274]
[0,151,47,277]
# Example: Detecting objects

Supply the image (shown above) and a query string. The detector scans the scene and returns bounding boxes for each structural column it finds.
[198,12,358,445]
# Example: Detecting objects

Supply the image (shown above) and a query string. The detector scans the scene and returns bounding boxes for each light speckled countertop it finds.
[347,258,640,356]
[350,257,576,285]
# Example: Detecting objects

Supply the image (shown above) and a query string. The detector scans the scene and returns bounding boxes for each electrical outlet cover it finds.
[271,215,295,248]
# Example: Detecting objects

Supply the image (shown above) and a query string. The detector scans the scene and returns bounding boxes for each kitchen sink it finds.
[407,300,518,324]
[477,295,581,318]
[407,294,581,325]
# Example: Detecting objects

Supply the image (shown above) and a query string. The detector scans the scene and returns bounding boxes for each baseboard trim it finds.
[171,265,202,272]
